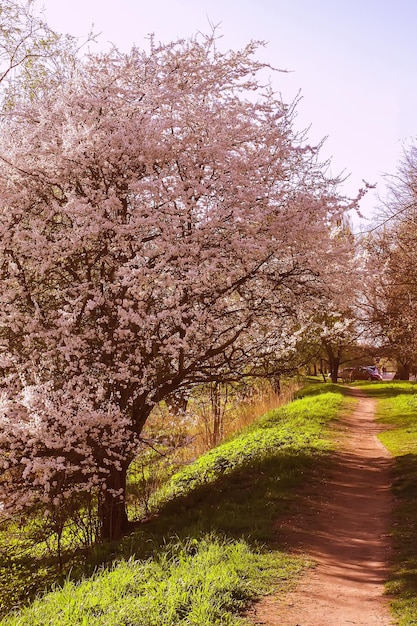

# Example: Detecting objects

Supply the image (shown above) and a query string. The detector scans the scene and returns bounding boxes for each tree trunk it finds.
[270,376,281,395]
[330,357,340,383]
[165,389,190,415]
[322,341,340,383]
[97,400,154,542]
[396,362,411,380]
[210,382,224,446]
[98,463,131,542]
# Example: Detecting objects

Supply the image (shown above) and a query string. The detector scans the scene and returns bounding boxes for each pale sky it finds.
[39,0,417,231]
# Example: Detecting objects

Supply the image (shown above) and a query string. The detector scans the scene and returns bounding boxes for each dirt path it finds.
[249,389,396,626]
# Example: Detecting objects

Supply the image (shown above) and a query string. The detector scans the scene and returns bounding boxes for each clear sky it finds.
[39,0,417,231]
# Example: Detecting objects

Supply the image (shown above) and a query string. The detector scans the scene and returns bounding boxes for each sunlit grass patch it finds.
[374,382,417,625]
[354,380,417,399]
[377,388,417,456]
[0,535,304,626]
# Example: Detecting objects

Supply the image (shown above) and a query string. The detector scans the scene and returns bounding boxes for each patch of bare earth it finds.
[248,388,396,626]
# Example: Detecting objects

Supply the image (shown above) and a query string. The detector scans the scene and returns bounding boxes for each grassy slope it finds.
[1,384,352,626]
[362,381,417,626]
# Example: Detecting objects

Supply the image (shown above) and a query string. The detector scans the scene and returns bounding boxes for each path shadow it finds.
[280,447,393,586]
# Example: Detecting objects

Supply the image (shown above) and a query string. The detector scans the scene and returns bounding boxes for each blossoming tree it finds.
[0,34,353,540]
[361,143,417,378]
[0,0,90,109]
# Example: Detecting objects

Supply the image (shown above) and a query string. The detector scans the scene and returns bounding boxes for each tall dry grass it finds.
[222,380,300,441]
[127,378,301,519]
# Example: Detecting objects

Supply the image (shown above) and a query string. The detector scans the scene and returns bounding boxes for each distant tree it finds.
[293,307,361,383]
[362,225,417,379]
[361,141,417,379]
[290,218,361,383]
[319,311,359,382]
[0,1,51,84]
[0,34,355,541]
[0,0,88,109]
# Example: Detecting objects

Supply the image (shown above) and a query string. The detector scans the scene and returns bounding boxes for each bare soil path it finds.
[249,388,396,626]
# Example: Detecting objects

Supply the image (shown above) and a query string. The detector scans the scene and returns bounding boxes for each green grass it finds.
[0,384,352,625]
[1,537,304,626]
[368,381,417,626]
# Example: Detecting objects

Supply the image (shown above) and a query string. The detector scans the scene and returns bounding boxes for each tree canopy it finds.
[361,141,417,378]
[0,24,356,539]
